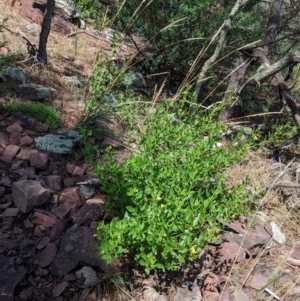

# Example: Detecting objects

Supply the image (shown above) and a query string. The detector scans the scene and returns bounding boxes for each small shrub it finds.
[95,96,252,274]
[4,101,61,129]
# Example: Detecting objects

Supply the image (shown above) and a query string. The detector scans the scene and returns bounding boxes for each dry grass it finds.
[0,1,138,128]
[225,150,300,300]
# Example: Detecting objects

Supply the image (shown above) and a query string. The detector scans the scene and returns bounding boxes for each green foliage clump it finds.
[4,101,61,129]
[95,97,251,274]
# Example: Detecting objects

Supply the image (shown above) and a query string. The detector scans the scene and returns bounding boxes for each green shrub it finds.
[4,101,61,129]
[95,96,251,274]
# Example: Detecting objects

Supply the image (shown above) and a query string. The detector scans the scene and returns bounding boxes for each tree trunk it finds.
[38,0,55,63]
[217,0,300,126]
[194,0,260,103]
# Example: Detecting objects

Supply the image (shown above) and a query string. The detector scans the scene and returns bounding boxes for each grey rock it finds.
[75,266,98,286]
[12,180,51,213]
[173,274,202,301]
[122,68,147,92]
[0,67,26,84]
[0,255,26,301]
[49,226,107,276]
[55,0,79,18]
[231,125,253,136]
[104,94,118,106]
[17,84,51,100]
[62,76,83,88]
[34,130,81,154]
[79,185,95,199]
[266,221,286,244]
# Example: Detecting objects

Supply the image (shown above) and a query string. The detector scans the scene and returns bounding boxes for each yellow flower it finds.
[156,196,162,201]
[190,247,197,255]
[253,135,258,141]
[228,190,232,194]
[160,204,165,208]
[163,233,167,237]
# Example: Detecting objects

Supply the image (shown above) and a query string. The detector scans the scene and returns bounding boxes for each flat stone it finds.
[16,148,38,160]
[29,152,48,169]
[245,264,273,290]
[73,204,104,225]
[31,211,57,227]
[49,218,67,240]
[220,286,253,301]
[19,135,34,147]
[223,221,271,251]
[66,163,85,177]
[53,199,79,219]
[36,236,51,250]
[53,281,69,297]
[0,254,26,301]
[7,122,23,133]
[0,208,19,217]
[216,241,246,264]
[50,226,107,276]
[12,180,51,213]
[43,175,61,191]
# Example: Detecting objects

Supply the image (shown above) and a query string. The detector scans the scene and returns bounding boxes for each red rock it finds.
[16,148,38,160]
[0,154,14,163]
[5,145,20,157]
[0,132,9,147]
[0,175,13,187]
[49,218,67,240]
[38,242,57,268]
[32,212,57,227]
[245,264,273,290]
[66,163,85,177]
[43,175,61,191]
[8,138,19,145]
[10,132,20,139]
[29,152,48,169]
[201,272,220,301]
[7,122,23,133]
[216,241,246,264]
[20,135,34,147]
[63,178,74,187]
[59,187,81,204]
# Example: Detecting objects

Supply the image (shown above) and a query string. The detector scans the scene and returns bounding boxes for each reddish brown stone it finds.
[43,175,62,191]
[16,148,38,160]
[31,212,57,227]
[63,178,74,187]
[38,242,57,268]
[53,281,68,297]
[59,187,81,204]
[216,241,246,263]
[29,152,48,169]
[20,135,34,147]
[66,163,85,177]
[0,175,13,187]
[7,122,23,133]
